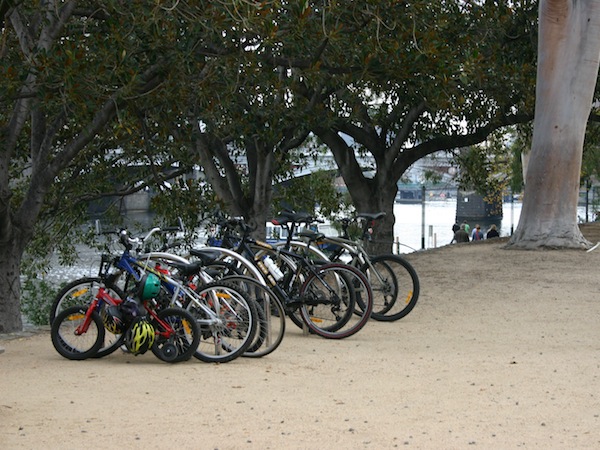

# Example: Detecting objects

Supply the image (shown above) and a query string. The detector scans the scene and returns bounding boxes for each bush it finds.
[20,277,59,326]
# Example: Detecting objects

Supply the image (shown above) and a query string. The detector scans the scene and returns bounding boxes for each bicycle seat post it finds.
[360,218,369,243]
[340,218,350,240]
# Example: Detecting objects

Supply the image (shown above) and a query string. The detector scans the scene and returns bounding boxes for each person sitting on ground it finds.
[486,224,500,239]
[471,224,484,241]
[453,223,470,243]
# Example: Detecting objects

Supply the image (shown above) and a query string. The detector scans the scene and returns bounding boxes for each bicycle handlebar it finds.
[115,224,183,252]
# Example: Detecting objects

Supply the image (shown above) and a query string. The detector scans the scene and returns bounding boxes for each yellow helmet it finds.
[100,304,126,335]
[125,317,155,355]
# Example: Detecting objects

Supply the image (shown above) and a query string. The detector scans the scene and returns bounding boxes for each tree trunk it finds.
[315,127,401,254]
[192,133,273,240]
[0,239,25,333]
[509,0,600,249]
[352,184,397,255]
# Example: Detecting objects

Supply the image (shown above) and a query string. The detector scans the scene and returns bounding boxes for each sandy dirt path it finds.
[2,231,600,449]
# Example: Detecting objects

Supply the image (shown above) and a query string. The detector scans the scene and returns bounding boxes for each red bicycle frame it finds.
[74,286,177,340]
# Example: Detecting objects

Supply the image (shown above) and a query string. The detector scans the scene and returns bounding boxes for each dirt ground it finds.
[2,224,600,449]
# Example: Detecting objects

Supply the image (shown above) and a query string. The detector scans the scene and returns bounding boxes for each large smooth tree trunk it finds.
[509,0,600,249]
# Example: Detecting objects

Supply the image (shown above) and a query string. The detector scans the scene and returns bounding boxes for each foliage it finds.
[2,2,223,257]
[273,170,346,218]
[20,278,59,326]
[452,128,519,196]
[506,124,531,193]
[582,122,600,183]
[149,176,218,246]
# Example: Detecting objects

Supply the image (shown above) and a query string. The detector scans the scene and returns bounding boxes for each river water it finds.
[45,199,592,283]
[393,199,520,253]
[394,200,591,253]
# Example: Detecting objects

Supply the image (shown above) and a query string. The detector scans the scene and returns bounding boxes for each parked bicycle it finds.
[205,216,374,339]
[51,272,200,363]
[51,227,261,363]
[271,210,420,321]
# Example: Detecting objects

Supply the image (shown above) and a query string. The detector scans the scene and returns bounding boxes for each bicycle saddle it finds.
[297,230,325,241]
[166,260,207,277]
[189,248,223,265]
[273,210,314,225]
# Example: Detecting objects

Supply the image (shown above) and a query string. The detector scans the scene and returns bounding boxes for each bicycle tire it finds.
[361,255,420,321]
[299,263,373,339]
[50,277,127,359]
[221,275,286,358]
[186,281,259,363]
[150,307,201,363]
[50,277,110,323]
[51,306,105,360]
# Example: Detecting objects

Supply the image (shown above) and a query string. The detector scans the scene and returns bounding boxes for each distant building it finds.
[455,190,503,226]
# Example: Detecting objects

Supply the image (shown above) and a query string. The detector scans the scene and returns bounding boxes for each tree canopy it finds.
[2,0,597,333]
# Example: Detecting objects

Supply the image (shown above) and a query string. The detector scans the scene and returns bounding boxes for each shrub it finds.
[20,277,59,326]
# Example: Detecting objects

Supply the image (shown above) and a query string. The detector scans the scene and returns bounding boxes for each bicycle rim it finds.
[51,306,105,360]
[299,263,373,339]
[187,282,258,363]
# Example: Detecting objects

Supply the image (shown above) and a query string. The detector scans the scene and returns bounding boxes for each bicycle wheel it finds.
[51,306,105,360]
[361,255,420,321]
[221,275,286,358]
[150,307,200,363]
[50,277,126,358]
[299,263,373,339]
[50,277,108,322]
[186,281,258,363]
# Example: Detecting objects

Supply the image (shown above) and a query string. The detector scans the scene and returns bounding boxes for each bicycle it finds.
[49,226,193,359]
[51,274,201,363]
[51,227,261,363]
[49,225,190,324]
[271,210,420,321]
[206,216,374,339]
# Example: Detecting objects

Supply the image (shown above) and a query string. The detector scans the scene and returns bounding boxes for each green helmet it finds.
[138,273,161,300]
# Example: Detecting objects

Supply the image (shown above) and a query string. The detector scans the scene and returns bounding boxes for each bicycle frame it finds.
[304,234,398,290]
[219,225,349,310]
[155,268,242,329]
[101,239,210,302]
[74,286,177,341]
[275,211,403,290]
[97,229,254,337]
